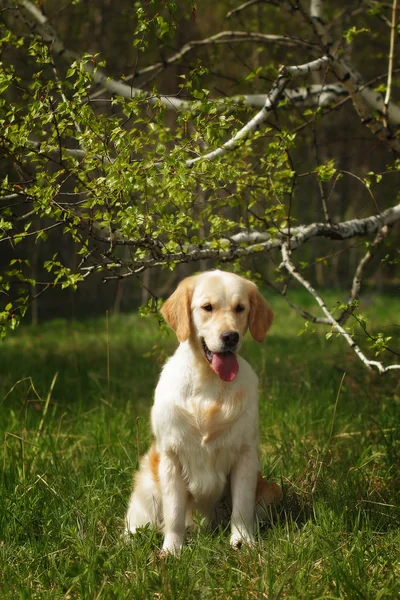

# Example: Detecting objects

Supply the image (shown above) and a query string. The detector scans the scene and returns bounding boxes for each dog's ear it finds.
[161,277,195,342]
[248,285,273,342]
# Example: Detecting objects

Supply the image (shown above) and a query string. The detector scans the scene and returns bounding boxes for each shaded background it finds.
[1,0,399,323]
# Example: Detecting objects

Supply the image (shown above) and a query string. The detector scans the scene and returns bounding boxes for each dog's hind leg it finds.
[255,473,283,522]
[125,445,163,534]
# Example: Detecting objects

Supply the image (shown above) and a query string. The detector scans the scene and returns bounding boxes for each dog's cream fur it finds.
[125,270,281,554]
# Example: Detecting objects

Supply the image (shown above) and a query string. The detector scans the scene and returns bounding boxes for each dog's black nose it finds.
[220,331,239,349]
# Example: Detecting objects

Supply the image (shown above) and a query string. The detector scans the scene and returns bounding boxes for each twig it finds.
[226,0,280,19]
[383,0,398,127]
[337,225,390,325]
[300,0,400,153]
[186,56,330,167]
[0,222,64,244]
[280,243,400,374]
[127,31,310,81]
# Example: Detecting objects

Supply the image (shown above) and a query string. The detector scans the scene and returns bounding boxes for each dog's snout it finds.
[220,330,239,349]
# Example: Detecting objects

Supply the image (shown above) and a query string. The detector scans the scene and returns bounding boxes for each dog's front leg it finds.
[159,451,187,555]
[229,446,258,547]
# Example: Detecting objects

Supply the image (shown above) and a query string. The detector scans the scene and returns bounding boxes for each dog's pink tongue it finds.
[211,352,239,382]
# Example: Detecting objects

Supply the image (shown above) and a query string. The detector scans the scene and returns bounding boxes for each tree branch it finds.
[310,0,324,21]
[224,201,400,248]
[186,56,330,166]
[383,0,398,126]
[79,202,400,279]
[15,0,400,137]
[128,30,313,82]
[303,0,400,152]
[280,243,400,374]
[17,0,188,109]
[226,0,280,19]
[337,225,390,325]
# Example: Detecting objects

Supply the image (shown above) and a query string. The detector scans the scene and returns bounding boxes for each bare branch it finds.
[0,222,64,244]
[222,83,348,109]
[129,30,312,82]
[280,243,400,375]
[226,0,280,19]
[186,56,330,167]
[302,0,400,152]
[337,225,390,325]
[298,225,391,326]
[383,0,398,126]
[221,77,400,120]
[262,225,391,327]
[284,83,348,108]
[26,140,114,162]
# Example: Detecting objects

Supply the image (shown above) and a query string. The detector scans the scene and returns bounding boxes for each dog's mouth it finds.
[202,339,239,382]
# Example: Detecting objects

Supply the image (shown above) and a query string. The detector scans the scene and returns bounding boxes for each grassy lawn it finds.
[0,291,399,599]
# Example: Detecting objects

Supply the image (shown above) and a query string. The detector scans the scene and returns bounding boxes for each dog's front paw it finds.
[230,531,255,549]
[122,525,137,541]
[161,533,184,556]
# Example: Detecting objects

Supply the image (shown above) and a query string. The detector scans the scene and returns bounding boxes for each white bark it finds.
[81,202,400,274]
[17,0,400,133]
[229,85,345,109]
[225,201,400,248]
[310,0,324,20]
[304,0,400,151]
[280,243,400,375]
[186,57,330,166]
[383,0,398,125]
[226,0,280,19]
[337,225,390,325]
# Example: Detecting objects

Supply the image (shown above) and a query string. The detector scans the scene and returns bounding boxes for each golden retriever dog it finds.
[125,270,282,554]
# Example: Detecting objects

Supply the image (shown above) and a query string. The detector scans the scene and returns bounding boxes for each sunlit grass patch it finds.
[0,293,399,598]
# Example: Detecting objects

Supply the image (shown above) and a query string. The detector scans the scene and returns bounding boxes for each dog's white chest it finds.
[151,349,259,500]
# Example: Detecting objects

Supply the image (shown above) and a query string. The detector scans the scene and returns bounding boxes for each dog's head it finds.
[161,270,273,382]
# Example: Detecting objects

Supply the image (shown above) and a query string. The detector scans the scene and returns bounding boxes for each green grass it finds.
[1,292,399,599]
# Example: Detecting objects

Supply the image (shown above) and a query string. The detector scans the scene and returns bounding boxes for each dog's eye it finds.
[202,304,213,312]
[235,305,245,313]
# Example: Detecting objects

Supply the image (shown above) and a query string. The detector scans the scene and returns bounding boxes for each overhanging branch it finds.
[303,0,400,153]
[79,201,400,275]
[186,56,330,166]
[280,242,400,375]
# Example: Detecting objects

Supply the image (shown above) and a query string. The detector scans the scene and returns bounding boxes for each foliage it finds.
[1,4,293,332]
